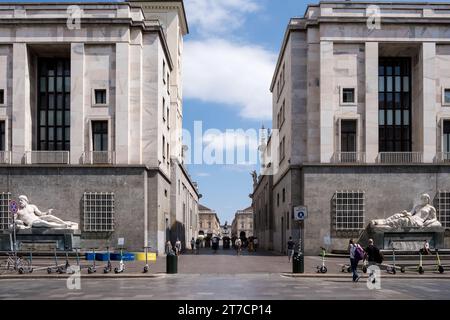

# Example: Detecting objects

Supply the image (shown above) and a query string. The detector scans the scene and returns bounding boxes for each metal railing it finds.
[26,151,70,164]
[377,152,423,164]
[82,151,115,165]
[332,152,366,164]
[435,152,450,163]
[0,151,11,164]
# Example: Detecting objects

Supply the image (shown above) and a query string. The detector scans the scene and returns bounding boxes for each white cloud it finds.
[196,172,211,177]
[203,130,259,152]
[185,0,261,36]
[184,38,276,120]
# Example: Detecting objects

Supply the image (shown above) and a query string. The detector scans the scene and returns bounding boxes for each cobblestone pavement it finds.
[1,275,450,300]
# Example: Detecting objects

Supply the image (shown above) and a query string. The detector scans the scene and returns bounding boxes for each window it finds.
[0,192,11,230]
[334,191,365,230]
[0,89,4,105]
[165,189,168,197]
[341,120,357,153]
[83,192,115,232]
[208,222,211,228]
[167,106,170,129]
[162,98,166,121]
[286,212,289,229]
[94,89,107,105]
[241,222,244,229]
[282,188,286,203]
[443,121,450,159]
[379,58,411,152]
[162,136,166,162]
[200,222,203,228]
[279,136,286,162]
[38,58,71,151]
[443,88,450,105]
[167,142,170,162]
[0,121,4,151]
[163,60,166,83]
[277,193,280,207]
[92,121,108,152]
[341,88,355,104]
[167,73,170,94]
[437,191,450,228]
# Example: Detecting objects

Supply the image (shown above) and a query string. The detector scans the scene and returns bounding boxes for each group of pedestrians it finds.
[165,239,183,256]
[348,238,383,282]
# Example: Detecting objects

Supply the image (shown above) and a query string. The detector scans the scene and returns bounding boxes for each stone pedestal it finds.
[1,228,81,251]
[368,226,445,251]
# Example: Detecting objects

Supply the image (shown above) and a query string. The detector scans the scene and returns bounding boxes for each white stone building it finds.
[254,1,450,254]
[231,206,253,238]
[0,0,198,254]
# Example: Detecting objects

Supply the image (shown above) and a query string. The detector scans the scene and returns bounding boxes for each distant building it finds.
[231,207,253,238]
[198,204,221,238]
[220,221,231,238]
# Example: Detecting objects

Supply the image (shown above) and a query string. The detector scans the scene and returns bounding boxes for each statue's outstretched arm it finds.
[32,205,46,217]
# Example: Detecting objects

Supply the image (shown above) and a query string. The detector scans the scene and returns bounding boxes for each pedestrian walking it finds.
[235,237,242,256]
[349,239,364,282]
[175,239,182,256]
[212,236,219,254]
[287,237,295,262]
[253,237,258,252]
[190,237,195,254]
[165,240,174,255]
[195,238,201,255]
[365,239,383,266]
[420,240,432,255]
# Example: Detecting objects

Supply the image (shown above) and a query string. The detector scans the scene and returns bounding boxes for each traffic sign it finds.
[293,206,308,221]
[9,200,18,214]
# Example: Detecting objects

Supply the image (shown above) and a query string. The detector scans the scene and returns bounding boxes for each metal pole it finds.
[12,207,16,254]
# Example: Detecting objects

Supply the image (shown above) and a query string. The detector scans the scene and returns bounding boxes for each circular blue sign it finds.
[9,200,18,214]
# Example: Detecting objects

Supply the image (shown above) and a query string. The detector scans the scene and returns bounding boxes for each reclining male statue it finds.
[14,195,78,230]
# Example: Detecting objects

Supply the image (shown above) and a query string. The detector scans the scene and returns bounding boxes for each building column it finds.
[320,41,334,163]
[12,43,31,164]
[365,42,379,163]
[70,43,85,164]
[422,42,437,163]
[115,43,130,164]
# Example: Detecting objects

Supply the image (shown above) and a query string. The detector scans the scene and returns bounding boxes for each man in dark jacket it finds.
[365,239,383,265]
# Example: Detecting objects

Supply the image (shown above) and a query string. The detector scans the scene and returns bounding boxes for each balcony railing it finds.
[26,151,70,164]
[435,152,450,163]
[0,151,11,164]
[332,152,366,164]
[82,151,116,165]
[377,152,423,164]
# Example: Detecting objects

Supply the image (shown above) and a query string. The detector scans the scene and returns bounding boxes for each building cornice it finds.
[129,0,189,35]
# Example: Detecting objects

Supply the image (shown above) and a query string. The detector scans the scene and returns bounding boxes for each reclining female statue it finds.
[370,193,441,229]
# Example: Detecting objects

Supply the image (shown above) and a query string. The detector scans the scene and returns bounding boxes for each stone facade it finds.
[254,1,450,254]
[0,1,198,254]
[231,207,253,238]
[198,204,221,237]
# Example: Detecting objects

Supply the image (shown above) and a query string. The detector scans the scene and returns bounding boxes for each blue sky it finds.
[182,0,302,224]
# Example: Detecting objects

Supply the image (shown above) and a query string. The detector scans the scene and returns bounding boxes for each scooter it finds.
[47,248,65,274]
[386,247,397,274]
[114,247,125,274]
[143,246,151,273]
[316,247,327,273]
[435,249,444,274]
[103,246,112,274]
[18,248,33,274]
[87,248,97,274]
[418,251,425,274]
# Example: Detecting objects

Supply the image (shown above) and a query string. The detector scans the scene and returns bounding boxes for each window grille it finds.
[334,190,365,230]
[83,192,115,232]
[0,192,11,230]
[436,191,450,228]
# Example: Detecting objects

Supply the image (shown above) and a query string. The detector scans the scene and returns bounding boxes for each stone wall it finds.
[302,165,450,254]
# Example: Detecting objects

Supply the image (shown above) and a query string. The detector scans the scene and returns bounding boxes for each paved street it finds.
[1,275,450,300]
[1,249,450,299]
